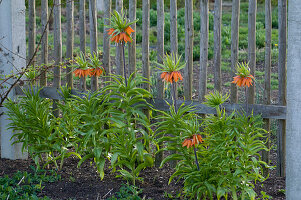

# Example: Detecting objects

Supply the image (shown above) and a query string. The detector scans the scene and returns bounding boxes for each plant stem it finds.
[193,146,200,171]
[245,86,248,115]
[122,42,127,87]
[172,82,177,112]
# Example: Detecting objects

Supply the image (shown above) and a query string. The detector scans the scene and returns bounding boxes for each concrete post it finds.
[287,0,301,198]
[97,0,105,12]
[0,0,27,159]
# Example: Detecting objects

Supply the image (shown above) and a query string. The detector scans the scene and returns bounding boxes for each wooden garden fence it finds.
[22,0,287,177]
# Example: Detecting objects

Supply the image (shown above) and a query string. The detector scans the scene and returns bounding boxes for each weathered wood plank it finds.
[199,0,209,102]
[262,0,272,176]
[103,0,111,83]
[170,0,178,55]
[142,0,150,91]
[128,0,137,76]
[14,86,287,120]
[184,0,193,100]
[66,0,74,88]
[230,0,240,103]
[79,0,86,91]
[89,0,98,91]
[53,0,62,88]
[40,0,48,86]
[151,99,287,120]
[28,0,36,67]
[115,0,124,76]
[213,0,222,91]
[248,0,257,104]
[278,0,287,177]
[157,0,164,99]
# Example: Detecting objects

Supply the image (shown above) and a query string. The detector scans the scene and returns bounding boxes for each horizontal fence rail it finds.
[15,85,287,120]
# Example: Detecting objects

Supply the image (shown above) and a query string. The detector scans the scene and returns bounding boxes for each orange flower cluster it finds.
[107,26,135,43]
[232,75,254,87]
[182,134,204,149]
[73,67,103,78]
[161,71,183,83]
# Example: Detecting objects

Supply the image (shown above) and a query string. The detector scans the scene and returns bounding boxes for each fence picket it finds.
[230,0,240,103]
[184,0,193,100]
[89,0,98,91]
[213,0,222,91]
[103,0,111,83]
[40,0,48,86]
[66,0,74,88]
[115,0,124,76]
[278,0,287,177]
[248,0,256,104]
[199,0,209,102]
[79,0,86,91]
[28,0,35,67]
[128,0,137,76]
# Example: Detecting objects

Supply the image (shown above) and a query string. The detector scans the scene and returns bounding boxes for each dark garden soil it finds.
[0,148,285,200]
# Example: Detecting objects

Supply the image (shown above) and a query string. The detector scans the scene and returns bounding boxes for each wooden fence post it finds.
[66,0,74,89]
[89,0,98,91]
[53,0,62,116]
[170,0,178,55]
[128,0,136,76]
[28,0,35,67]
[40,0,48,86]
[115,0,124,76]
[248,0,256,104]
[213,0,222,92]
[142,0,150,91]
[278,0,287,177]
[103,0,111,82]
[155,0,164,168]
[230,0,240,103]
[79,0,86,91]
[199,0,209,102]
[262,0,272,177]
[184,0,193,100]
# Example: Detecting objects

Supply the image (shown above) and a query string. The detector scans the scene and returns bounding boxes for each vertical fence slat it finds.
[142,0,150,91]
[263,0,272,176]
[40,0,48,86]
[157,0,164,99]
[89,0,98,91]
[199,0,209,102]
[54,0,62,88]
[170,0,178,55]
[184,0,193,100]
[103,0,111,82]
[248,0,256,104]
[115,0,124,76]
[278,0,287,177]
[155,0,164,168]
[66,0,74,88]
[53,0,62,117]
[128,0,136,76]
[213,0,222,91]
[79,0,86,90]
[230,0,240,103]
[28,0,35,67]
